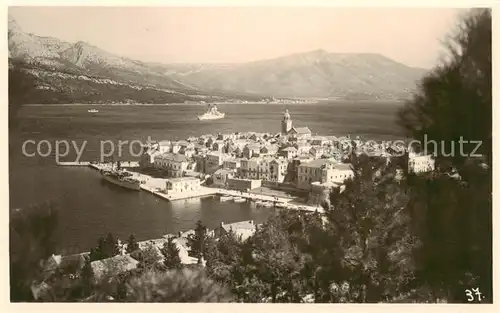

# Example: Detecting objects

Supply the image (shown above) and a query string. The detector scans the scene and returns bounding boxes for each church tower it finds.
[281,109,293,135]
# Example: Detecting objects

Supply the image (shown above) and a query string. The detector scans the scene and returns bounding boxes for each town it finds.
[39,108,437,300]
[133,108,435,205]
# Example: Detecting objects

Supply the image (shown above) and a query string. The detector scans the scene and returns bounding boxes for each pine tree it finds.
[397,8,492,302]
[139,242,162,270]
[104,233,117,258]
[161,237,182,270]
[126,234,139,254]
[79,255,94,298]
[187,220,208,260]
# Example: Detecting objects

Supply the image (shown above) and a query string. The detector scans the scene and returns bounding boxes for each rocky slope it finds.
[9,15,425,103]
[167,49,427,100]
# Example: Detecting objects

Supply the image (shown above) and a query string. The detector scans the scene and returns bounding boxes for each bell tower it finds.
[281,109,293,135]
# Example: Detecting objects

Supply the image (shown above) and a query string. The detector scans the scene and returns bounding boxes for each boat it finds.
[233,197,246,203]
[254,200,265,207]
[88,109,99,113]
[220,196,234,202]
[197,104,225,121]
[100,169,141,191]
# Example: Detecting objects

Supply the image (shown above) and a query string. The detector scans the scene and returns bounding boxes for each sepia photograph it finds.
[7,4,493,305]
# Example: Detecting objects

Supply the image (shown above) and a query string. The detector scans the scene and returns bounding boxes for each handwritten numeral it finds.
[465,288,483,302]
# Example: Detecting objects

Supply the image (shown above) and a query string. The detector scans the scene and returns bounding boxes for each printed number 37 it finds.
[465,288,483,302]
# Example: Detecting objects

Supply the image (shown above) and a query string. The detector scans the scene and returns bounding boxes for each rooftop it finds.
[90,255,138,281]
[291,127,312,135]
[221,220,256,232]
[167,177,200,183]
[156,153,189,163]
[301,158,337,168]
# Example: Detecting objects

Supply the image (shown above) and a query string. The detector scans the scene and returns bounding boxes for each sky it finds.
[9,7,464,68]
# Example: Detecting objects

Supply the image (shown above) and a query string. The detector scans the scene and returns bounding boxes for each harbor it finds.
[58,161,323,213]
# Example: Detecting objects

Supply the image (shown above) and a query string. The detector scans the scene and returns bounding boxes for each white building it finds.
[153,153,190,177]
[408,152,435,173]
[298,159,354,190]
[165,177,201,193]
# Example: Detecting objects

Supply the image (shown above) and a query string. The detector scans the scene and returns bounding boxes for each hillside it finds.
[167,49,427,100]
[9,15,425,103]
[8,16,268,105]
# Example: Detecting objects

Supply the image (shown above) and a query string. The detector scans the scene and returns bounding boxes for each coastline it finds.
[22,99,405,107]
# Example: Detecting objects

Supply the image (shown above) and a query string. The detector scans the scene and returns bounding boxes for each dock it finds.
[57,161,90,166]
[141,185,218,201]
[67,162,322,212]
[58,161,140,168]
[213,188,323,213]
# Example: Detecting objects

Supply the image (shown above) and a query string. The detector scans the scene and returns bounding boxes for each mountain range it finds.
[8,15,427,104]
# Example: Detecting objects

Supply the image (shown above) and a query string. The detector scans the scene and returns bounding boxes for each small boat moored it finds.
[233,197,246,203]
[220,196,234,202]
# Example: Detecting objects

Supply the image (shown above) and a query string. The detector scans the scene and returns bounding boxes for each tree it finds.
[161,237,182,270]
[187,220,208,260]
[397,9,491,169]
[121,268,234,302]
[396,8,492,302]
[323,155,417,302]
[105,233,119,257]
[89,233,120,262]
[79,255,94,298]
[242,214,310,302]
[126,234,139,254]
[10,202,60,301]
[205,229,243,285]
[137,242,162,270]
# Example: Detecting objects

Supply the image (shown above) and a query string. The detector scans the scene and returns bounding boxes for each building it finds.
[281,146,298,159]
[212,140,225,152]
[408,152,435,173]
[165,177,201,193]
[297,159,353,190]
[289,127,312,139]
[257,157,274,181]
[205,152,229,174]
[226,177,261,191]
[156,141,172,153]
[243,144,261,159]
[310,136,330,146]
[90,255,139,283]
[213,168,235,187]
[322,163,354,184]
[193,154,206,173]
[223,158,241,170]
[279,109,312,139]
[214,220,257,241]
[269,158,289,182]
[241,157,262,179]
[294,141,312,155]
[217,133,235,141]
[180,147,196,158]
[260,145,278,156]
[281,109,293,134]
[309,146,326,158]
[171,142,182,154]
[153,153,190,177]
[139,148,161,169]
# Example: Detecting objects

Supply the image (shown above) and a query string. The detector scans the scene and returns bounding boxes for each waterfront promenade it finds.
[59,162,322,213]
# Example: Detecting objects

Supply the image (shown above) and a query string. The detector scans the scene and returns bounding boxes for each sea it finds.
[9,102,404,254]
